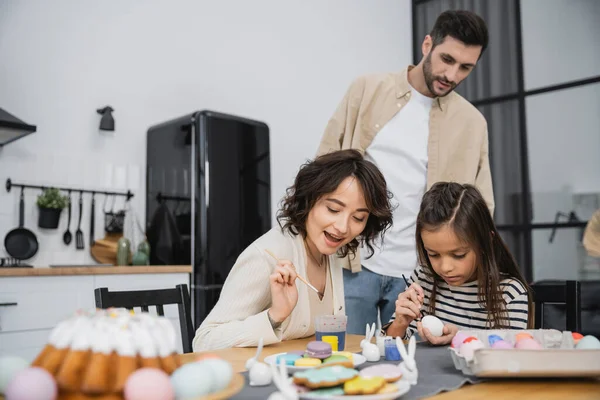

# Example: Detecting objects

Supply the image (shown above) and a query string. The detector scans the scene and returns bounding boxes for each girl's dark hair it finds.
[277,149,393,258]
[416,182,533,328]
[430,10,489,57]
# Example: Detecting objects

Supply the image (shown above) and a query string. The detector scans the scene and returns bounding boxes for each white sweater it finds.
[192,227,346,351]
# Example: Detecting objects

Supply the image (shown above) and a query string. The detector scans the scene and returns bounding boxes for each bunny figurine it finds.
[245,337,273,386]
[267,358,299,400]
[396,336,418,385]
[360,323,381,362]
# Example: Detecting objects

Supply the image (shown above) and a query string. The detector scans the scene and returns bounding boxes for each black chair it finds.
[94,284,194,353]
[531,280,581,332]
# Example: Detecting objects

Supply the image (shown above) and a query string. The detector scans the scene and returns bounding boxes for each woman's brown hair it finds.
[416,182,533,328]
[277,149,393,258]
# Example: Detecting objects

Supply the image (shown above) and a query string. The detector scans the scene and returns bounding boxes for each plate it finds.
[264,352,367,373]
[298,380,411,399]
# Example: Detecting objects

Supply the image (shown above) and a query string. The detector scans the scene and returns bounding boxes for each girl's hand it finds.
[386,282,424,336]
[268,259,299,324]
[417,322,458,346]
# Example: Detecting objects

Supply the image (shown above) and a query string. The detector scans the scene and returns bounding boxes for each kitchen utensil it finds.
[4,187,39,260]
[90,193,95,246]
[75,191,84,249]
[63,191,72,245]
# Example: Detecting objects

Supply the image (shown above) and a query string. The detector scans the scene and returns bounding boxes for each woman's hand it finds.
[386,282,424,337]
[417,322,458,346]
[268,259,299,324]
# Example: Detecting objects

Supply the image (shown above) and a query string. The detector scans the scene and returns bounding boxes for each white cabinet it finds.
[0,272,190,362]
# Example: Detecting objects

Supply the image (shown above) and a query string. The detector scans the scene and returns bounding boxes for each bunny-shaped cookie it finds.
[245,337,273,386]
[267,358,299,400]
[360,323,381,362]
[396,336,418,385]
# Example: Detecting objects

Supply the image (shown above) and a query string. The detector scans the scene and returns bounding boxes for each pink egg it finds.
[124,368,174,400]
[491,340,514,349]
[514,338,542,350]
[459,339,484,361]
[451,332,470,349]
[4,367,57,400]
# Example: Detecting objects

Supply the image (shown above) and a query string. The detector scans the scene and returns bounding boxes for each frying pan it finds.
[4,188,39,260]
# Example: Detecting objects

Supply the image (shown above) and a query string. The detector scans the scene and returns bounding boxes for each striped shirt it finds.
[387,265,529,338]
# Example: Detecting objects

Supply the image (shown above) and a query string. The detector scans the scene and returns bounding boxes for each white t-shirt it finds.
[361,85,433,278]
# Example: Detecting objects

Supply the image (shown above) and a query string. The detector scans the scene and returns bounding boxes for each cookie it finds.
[293,365,358,389]
[276,353,302,366]
[333,351,354,361]
[295,357,322,367]
[321,355,353,368]
[359,364,403,382]
[305,341,332,359]
[305,387,346,397]
[344,376,386,395]
[377,383,400,394]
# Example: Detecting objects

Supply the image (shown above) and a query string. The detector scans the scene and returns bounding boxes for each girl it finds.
[193,149,393,351]
[385,182,532,345]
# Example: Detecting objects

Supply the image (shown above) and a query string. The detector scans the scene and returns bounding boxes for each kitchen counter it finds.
[0,265,192,277]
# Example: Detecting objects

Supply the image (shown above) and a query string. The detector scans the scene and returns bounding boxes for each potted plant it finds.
[36,188,69,229]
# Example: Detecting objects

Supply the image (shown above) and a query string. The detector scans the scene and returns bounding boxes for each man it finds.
[317,10,494,334]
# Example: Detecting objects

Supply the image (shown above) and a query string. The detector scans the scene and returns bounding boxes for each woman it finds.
[192,149,393,351]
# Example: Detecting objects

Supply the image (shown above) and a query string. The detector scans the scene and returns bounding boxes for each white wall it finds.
[521,0,600,280]
[0,0,412,266]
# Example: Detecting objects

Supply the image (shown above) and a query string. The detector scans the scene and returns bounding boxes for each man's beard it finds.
[423,52,457,97]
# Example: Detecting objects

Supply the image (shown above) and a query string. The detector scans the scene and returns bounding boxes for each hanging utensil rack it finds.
[5,178,134,200]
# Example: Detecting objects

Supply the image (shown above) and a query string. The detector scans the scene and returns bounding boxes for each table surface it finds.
[186,334,600,400]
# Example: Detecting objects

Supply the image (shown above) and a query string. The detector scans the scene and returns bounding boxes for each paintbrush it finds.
[402,274,424,321]
[264,249,323,296]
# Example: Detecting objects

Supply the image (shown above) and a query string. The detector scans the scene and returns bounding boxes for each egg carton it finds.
[448,329,600,378]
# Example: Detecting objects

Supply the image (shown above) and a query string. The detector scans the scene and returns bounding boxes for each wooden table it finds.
[187,334,600,399]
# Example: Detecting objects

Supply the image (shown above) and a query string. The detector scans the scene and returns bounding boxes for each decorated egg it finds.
[514,338,542,350]
[0,356,30,394]
[451,331,469,348]
[462,336,479,344]
[198,359,233,391]
[460,339,484,361]
[575,335,600,350]
[421,315,444,337]
[487,334,504,346]
[171,362,215,398]
[491,340,513,349]
[514,332,534,342]
[4,367,57,400]
[124,368,174,400]
[572,332,584,345]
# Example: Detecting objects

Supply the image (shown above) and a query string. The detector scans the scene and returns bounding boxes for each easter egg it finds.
[462,336,479,344]
[421,315,444,337]
[514,332,534,342]
[514,338,542,350]
[198,359,233,391]
[487,334,504,346]
[124,368,174,400]
[572,332,584,344]
[171,362,215,398]
[0,356,29,394]
[451,331,469,348]
[491,340,514,349]
[4,367,57,400]
[575,335,600,350]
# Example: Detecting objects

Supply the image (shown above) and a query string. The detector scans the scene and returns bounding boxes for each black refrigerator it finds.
[146,111,271,328]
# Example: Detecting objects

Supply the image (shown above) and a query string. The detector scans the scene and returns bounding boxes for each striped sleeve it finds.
[383,266,425,339]
[500,279,529,329]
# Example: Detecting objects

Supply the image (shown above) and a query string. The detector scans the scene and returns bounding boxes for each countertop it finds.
[0,265,192,277]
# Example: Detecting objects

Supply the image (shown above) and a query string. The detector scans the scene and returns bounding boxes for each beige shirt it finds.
[317,66,494,273]
[192,227,345,351]
[583,209,600,257]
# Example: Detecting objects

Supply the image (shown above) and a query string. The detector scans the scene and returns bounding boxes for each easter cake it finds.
[30,308,181,399]
[449,329,600,378]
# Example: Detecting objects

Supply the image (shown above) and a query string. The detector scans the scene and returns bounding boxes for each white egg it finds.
[421,315,444,337]
[575,335,600,350]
